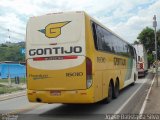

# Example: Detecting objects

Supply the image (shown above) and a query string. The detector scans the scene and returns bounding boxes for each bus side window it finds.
[91,22,108,51]
[129,46,134,58]
[96,25,104,50]
[92,22,98,50]
[101,27,112,52]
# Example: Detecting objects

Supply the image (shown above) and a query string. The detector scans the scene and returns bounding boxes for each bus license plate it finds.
[51,91,61,96]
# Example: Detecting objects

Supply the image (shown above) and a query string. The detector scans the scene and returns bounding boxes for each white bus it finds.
[133,44,148,77]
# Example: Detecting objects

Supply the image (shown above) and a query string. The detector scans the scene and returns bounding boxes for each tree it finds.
[1,44,8,47]
[137,27,160,65]
[134,40,140,44]
[0,43,25,62]
[137,27,155,54]
[157,29,160,48]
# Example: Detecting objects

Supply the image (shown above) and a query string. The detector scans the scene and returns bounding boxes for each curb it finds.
[0,90,26,101]
[139,74,155,114]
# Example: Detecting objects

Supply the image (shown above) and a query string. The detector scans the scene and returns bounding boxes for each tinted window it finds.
[91,21,134,58]
[92,23,98,50]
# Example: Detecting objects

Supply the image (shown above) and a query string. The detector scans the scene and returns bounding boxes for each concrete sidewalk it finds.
[0,90,26,101]
[144,75,160,114]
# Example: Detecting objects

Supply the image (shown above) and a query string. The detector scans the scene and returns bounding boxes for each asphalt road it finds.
[0,73,154,120]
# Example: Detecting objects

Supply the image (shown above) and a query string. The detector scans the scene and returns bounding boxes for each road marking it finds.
[139,75,155,115]
[114,78,147,114]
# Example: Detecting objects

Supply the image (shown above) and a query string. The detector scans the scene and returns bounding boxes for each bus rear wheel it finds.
[106,82,113,103]
[113,80,119,98]
[101,81,113,104]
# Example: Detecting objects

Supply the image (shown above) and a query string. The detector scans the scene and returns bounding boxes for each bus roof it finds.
[29,11,132,47]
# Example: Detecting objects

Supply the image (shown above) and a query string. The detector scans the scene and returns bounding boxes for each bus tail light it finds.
[86,57,92,88]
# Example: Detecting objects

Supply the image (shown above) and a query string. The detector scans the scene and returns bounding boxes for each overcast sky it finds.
[0,0,159,43]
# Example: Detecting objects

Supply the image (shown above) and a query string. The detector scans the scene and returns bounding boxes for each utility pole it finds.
[153,15,158,87]
[7,29,11,86]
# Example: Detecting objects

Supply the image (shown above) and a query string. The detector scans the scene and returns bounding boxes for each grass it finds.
[0,84,24,95]
[0,77,26,84]
[0,78,26,95]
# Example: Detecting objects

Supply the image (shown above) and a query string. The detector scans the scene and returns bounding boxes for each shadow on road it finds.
[19,104,107,120]
[37,83,142,119]
[39,104,109,120]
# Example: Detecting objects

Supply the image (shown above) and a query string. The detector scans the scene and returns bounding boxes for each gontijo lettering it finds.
[29,46,82,56]
[114,57,126,66]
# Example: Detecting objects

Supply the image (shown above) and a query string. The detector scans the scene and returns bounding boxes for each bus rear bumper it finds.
[27,89,94,104]
[138,70,147,77]
[138,71,145,77]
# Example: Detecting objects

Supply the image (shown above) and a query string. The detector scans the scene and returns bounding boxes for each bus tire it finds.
[104,81,113,103]
[101,81,113,104]
[113,79,119,99]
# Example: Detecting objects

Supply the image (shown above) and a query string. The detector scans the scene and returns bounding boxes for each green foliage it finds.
[157,29,160,51]
[0,84,24,94]
[0,43,25,62]
[137,27,155,54]
[1,44,8,47]
[137,27,160,65]
[134,40,140,44]
[147,53,154,65]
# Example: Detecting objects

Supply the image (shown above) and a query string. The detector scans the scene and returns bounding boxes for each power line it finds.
[0,33,24,42]
[0,26,25,36]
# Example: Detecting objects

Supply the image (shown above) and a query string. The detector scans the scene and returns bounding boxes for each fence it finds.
[0,63,26,79]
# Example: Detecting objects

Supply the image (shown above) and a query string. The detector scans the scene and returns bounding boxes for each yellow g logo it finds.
[38,21,71,38]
